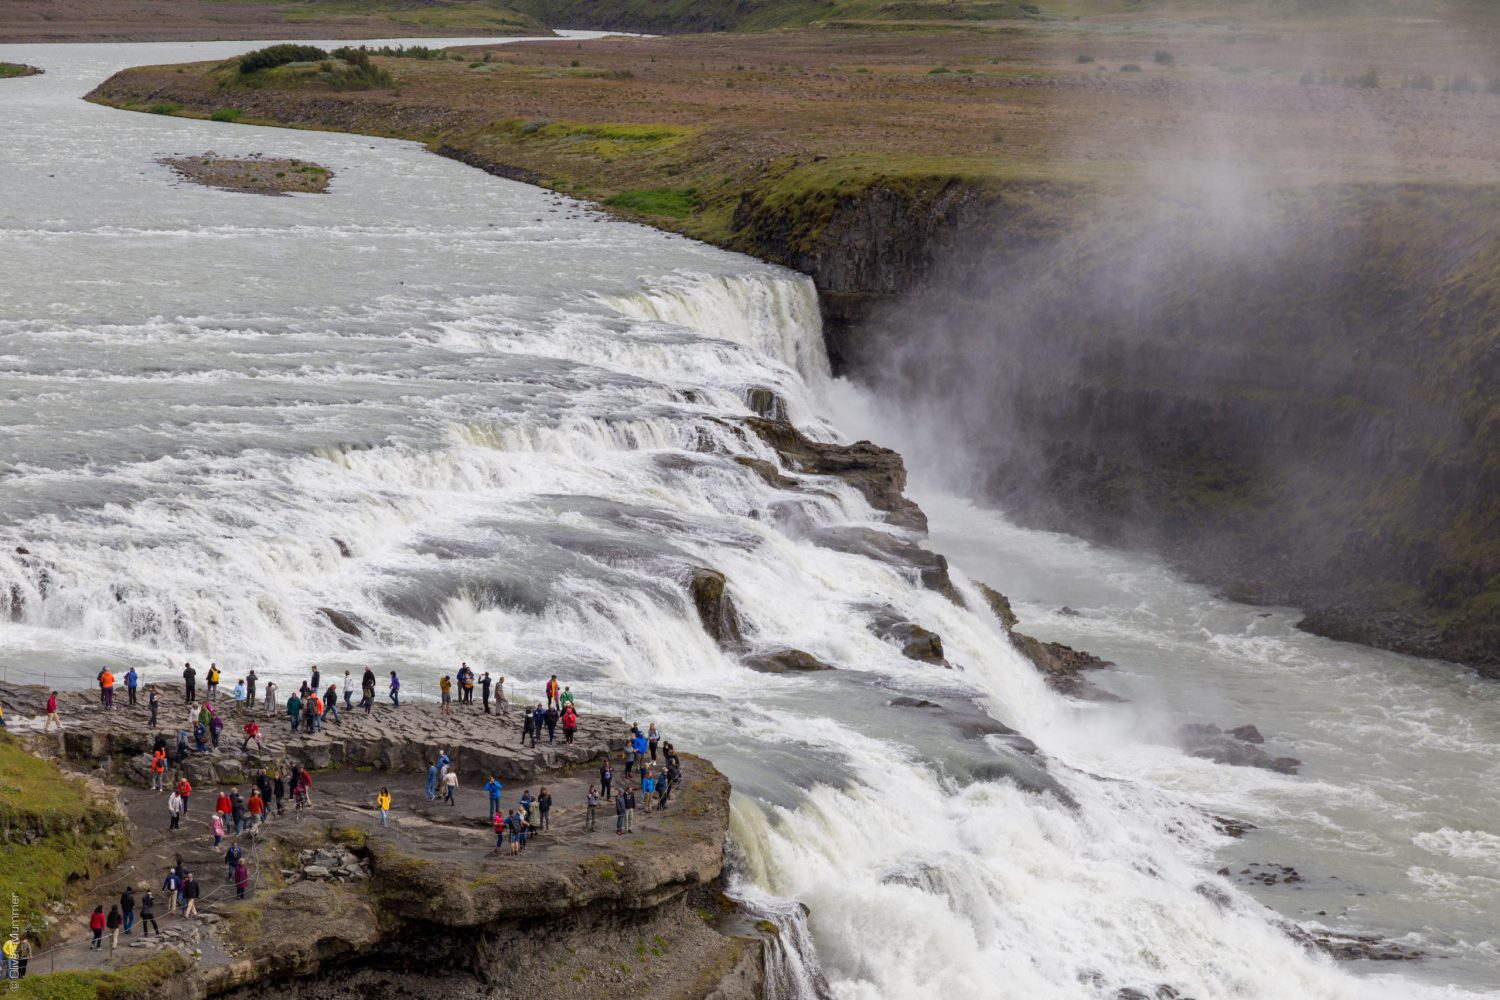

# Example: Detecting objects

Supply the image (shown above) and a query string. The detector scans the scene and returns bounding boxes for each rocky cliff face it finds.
[734,178,1500,676]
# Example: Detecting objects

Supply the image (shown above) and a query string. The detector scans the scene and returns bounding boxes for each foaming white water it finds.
[2,38,1496,1000]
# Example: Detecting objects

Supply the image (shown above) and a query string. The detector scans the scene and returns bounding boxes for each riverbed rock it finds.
[689,567,743,647]
[743,416,927,532]
[742,648,835,673]
[866,606,948,665]
[808,525,959,602]
[319,607,363,637]
[1179,723,1301,774]
[1010,631,1121,702]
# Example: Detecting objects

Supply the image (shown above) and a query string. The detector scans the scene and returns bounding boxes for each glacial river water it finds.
[2,38,1497,1000]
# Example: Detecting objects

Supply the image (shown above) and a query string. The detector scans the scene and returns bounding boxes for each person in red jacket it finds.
[561,704,578,744]
[247,790,264,829]
[88,906,105,949]
[215,790,232,819]
[241,720,263,751]
[176,776,192,814]
[545,675,560,709]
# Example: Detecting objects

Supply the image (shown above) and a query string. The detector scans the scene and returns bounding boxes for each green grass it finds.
[147,102,182,115]
[210,108,242,122]
[606,187,701,218]
[0,735,131,937]
[0,62,40,79]
[13,951,188,1000]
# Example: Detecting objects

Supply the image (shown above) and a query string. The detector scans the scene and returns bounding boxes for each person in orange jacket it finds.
[100,668,116,709]
[150,748,167,791]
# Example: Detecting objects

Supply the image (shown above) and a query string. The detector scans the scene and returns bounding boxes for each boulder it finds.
[689,568,743,647]
[808,526,959,603]
[744,386,788,422]
[866,607,947,665]
[319,608,363,638]
[1228,725,1264,744]
[1179,724,1300,774]
[1010,632,1120,701]
[742,648,835,674]
[977,583,1018,629]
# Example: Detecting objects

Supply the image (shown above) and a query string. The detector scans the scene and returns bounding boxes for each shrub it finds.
[928,66,952,75]
[1154,50,1174,65]
[147,102,181,115]
[1402,74,1434,91]
[605,187,700,218]
[239,44,327,74]
[1119,64,1142,73]
[209,108,242,122]
[1444,74,1476,93]
[1076,54,1094,64]
[1344,68,1379,88]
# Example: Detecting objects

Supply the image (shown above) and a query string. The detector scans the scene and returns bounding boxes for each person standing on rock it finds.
[273,770,286,816]
[623,787,636,833]
[263,680,277,716]
[245,669,257,708]
[343,670,353,711]
[544,705,559,743]
[125,666,138,707]
[322,682,341,726]
[377,787,391,828]
[151,747,167,791]
[600,761,613,801]
[485,775,503,820]
[615,789,626,835]
[425,760,438,802]
[183,662,196,703]
[647,723,660,762]
[560,685,575,711]
[147,687,160,728]
[181,873,199,918]
[208,663,222,698]
[176,775,192,815]
[101,667,115,709]
[640,772,655,814]
[386,671,399,708]
[209,711,224,750]
[520,706,535,746]
[462,663,476,705]
[545,675,560,710]
[231,679,245,706]
[439,675,452,715]
[538,787,552,831]
[225,840,242,882]
[287,691,303,732]
[168,790,184,830]
[496,675,505,708]
[247,788,264,830]
[234,859,249,900]
[210,811,225,847]
[480,671,492,714]
[443,767,458,807]
[310,666,320,695]
[139,891,159,938]
[585,786,599,831]
[242,719,263,752]
[507,809,523,854]
[561,704,577,744]
[43,690,61,732]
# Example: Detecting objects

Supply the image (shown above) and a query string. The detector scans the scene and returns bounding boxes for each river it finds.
[1,38,1496,1000]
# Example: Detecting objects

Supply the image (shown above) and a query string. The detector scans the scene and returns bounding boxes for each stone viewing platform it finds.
[1,682,762,1000]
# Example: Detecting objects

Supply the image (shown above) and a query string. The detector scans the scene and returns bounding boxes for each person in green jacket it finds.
[287,693,302,733]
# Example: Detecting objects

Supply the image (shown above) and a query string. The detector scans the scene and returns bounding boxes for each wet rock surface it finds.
[1179,723,1301,774]
[865,605,949,666]
[742,647,835,673]
[690,567,744,647]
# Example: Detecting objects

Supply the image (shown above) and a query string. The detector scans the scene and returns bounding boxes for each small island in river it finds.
[160,153,333,196]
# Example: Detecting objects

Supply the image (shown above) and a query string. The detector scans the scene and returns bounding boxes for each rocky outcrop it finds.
[690,567,744,647]
[1010,633,1121,702]
[866,605,948,666]
[1178,723,1301,774]
[742,417,926,532]
[742,648,835,673]
[807,526,958,602]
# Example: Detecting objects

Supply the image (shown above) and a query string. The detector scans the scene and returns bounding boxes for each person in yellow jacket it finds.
[206,663,221,698]
[376,788,391,828]
[439,675,452,716]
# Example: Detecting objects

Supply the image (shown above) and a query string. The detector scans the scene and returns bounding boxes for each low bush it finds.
[239,44,326,74]
[209,108,242,122]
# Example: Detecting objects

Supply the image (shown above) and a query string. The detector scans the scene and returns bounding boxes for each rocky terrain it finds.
[4,685,756,1000]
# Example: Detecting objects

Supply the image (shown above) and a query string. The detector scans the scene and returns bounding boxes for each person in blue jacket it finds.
[125,666,139,706]
[425,760,439,802]
[484,775,503,819]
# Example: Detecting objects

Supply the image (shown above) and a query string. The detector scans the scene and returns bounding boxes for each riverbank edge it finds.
[80,60,1500,677]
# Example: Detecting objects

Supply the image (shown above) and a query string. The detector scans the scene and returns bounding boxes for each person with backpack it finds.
[585,786,599,831]
[245,669,257,708]
[323,683,341,725]
[305,692,322,733]
[206,663,220,698]
[125,666,139,706]
[520,706,536,746]
[376,787,391,828]
[210,811,225,847]
[507,809,523,854]
[150,747,167,790]
[89,906,106,950]
[162,868,180,915]
[120,887,136,935]
[599,761,613,801]
[545,675,560,709]
[544,705,559,743]
[139,891,159,937]
[287,691,301,732]
[460,663,475,705]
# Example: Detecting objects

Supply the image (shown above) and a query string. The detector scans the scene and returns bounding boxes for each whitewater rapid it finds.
[2,39,1496,1000]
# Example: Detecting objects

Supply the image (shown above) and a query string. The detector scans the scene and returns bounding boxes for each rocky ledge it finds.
[8,686,759,1000]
